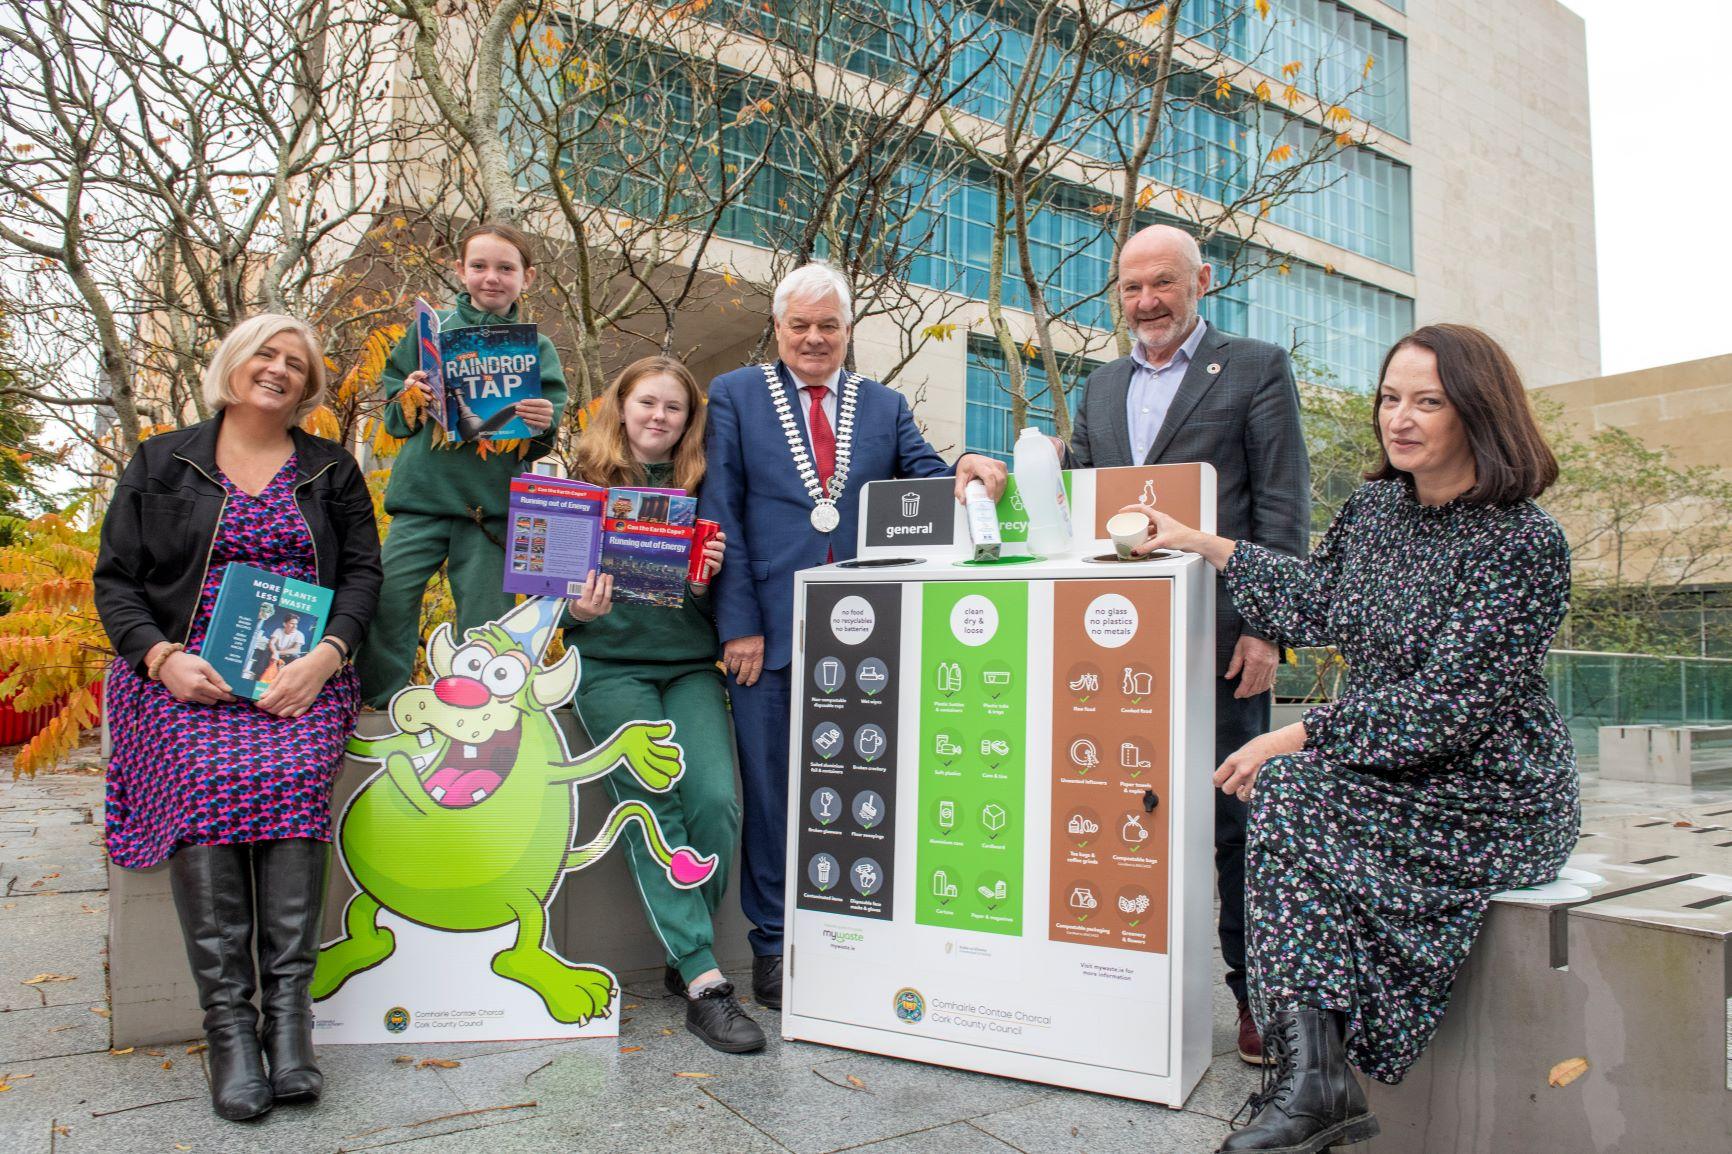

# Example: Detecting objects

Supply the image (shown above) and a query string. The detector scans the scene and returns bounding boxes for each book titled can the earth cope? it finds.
[414,299,542,442]
[504,478,717,608]
[197,563,334,702]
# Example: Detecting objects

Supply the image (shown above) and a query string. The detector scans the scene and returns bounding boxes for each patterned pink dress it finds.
[105,457,361,869]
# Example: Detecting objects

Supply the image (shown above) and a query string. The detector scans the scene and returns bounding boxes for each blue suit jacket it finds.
[699,362,952,670]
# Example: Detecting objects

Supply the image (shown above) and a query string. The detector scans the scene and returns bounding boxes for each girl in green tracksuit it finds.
[562,355,763,1055]
[357,224,568,708]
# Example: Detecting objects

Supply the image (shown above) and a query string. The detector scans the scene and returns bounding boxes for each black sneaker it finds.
[751,954,783,1010]
[686,982,766,1054]
[664,967,685,997]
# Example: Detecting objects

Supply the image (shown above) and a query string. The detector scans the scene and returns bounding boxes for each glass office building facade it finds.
[544,1,1418,457]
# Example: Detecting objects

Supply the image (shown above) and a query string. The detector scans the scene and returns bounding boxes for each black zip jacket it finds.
[94,413,383,677]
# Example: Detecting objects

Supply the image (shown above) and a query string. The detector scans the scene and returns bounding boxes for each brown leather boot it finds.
[1237,1001,1269,1066]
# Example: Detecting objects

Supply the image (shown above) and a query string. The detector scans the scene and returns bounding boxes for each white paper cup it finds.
[1106,511,1151,560]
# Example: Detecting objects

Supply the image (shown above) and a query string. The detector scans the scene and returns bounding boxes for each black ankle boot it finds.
[1217,1007,1378,1153]
[254,838,327,1103]
[170,844,272,1122]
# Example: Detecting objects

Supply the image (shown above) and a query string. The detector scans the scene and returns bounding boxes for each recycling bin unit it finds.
[782,464,1218,1106]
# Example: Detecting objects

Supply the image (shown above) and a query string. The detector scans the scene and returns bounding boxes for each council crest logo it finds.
[383,1006,411,1033]
[893,987,924,1023]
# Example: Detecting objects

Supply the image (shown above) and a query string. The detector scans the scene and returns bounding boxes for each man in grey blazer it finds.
[1068,224,1310,1065]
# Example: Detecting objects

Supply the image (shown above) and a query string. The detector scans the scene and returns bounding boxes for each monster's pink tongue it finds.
[424,765,505,808]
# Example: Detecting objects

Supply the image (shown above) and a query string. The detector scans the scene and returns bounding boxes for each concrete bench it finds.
[107,711,752,1048]
[1599,723,1732,784]
[1357,803,1732,1153]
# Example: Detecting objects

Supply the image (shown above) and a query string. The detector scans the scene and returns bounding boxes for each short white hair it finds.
[772,261,853,326]
[201,313,328,425]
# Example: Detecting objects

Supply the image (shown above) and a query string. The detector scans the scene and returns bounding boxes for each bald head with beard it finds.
[1118,224,1212,362]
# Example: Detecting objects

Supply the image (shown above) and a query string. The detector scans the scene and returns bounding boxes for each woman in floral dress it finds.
[1128,324,1577,1154]
[94,315,381,1121]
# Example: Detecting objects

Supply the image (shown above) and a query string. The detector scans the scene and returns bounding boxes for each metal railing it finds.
[1274,647,1732,757]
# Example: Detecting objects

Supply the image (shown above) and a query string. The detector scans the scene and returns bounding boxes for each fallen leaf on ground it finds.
[1674,821,1694,828]
[846,1074,866,1090]
[619,1046,643,1053]
[1548,1057,1589,1087]
[673,1071,713,1078]
[23,974,76,985]
[109,1047,134,1056]
[145,1048,164,1057]
[81,904,99,914]
[624,1003,640,1010]
[89,1007,110,1018]
[660,1028,673,1036]
[392,1055,414,1064]
[52,1124,70,1137]
[160,1060,173,1070]
[175,1145,191,1151]
[416,1058,461,1069]
[185,1042,206,1055]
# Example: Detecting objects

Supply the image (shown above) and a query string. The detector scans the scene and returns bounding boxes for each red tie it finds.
[806,384,837,561]
[806,384,836,492]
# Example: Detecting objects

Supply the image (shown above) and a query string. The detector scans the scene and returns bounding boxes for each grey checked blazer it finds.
[1068,324,1311,673]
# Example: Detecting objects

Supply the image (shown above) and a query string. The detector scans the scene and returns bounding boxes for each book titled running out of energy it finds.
[600,488,700,609]
[197,563,334,702]
[414,298,541,442]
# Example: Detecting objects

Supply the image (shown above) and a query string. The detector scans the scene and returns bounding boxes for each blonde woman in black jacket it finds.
[94,314,381,1121]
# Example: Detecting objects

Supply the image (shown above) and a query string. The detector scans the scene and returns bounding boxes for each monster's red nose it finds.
[433,676,490,708]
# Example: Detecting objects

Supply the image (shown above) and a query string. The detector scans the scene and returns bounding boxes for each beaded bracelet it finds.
[146,642,185,681]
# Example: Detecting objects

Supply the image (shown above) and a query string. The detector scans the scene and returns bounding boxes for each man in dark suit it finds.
[1069,224,1310,1065]
[699,262,1006,1009]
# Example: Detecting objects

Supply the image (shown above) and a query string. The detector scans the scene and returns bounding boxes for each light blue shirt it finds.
[1125,318,1208,465]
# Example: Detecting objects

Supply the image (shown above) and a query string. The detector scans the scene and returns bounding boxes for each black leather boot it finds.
[1217,1007,1379,1153]
[254,838,327,1103]
[170,844,272,1122]
[751,954,782,1009]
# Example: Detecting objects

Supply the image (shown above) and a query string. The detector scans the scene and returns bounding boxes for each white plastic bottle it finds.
[964,479,1002,561]
[1013,426,1072,556]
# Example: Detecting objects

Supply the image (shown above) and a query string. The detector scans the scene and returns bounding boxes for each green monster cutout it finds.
[312,597,717,1026]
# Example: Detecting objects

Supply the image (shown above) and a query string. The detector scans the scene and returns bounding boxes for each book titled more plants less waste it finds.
[197,563,333,702]
[414,298,542,442]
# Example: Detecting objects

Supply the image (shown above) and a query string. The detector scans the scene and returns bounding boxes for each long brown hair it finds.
[1366,324,1558,504]
[574,356,708,493]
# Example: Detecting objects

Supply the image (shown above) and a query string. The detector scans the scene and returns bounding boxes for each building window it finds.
[965,337,1102,462]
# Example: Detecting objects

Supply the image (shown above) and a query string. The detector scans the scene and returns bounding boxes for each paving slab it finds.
[0,1045,212,1151]
[969,1088,1234,1153]
[348,1080,788,1153]
[845,1120,1020,1152]
[697,1042,1054,1154]
[0,892,108,1011]
[0,1001,112,1064]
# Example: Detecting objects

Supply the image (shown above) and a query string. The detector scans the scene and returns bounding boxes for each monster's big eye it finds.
[453,644,490,678]
[482,654,528,696]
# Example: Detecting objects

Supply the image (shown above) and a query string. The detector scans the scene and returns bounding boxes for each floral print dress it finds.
[1223,479,1578,1083]
[105,456,360,870]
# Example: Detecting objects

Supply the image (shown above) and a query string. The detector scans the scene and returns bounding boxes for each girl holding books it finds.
[563,356,760,1054]
[94,314,383,1121]
[356,223,568,707]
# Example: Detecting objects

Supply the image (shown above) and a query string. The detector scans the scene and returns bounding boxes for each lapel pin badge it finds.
[1207,362,1221,375]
